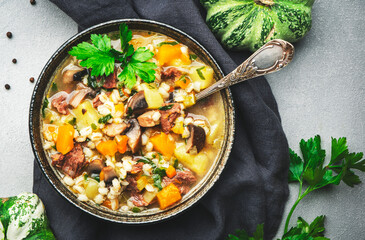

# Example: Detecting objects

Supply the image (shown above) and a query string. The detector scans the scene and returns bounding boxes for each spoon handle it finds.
[195,39,294,101]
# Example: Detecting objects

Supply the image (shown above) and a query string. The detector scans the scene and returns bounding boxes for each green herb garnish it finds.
[196,66,205,80]
[42,97,49,118]
[132,207,141,213]
[84,174,89,180]
[92,176,100,182]
[51,82,58,91]
[126,107,133,118]
[228,135,365,240]
[137,157,166,190]
[173,159,179,168]
[157,41,179,47]
[69,23,156,89]
[158,104,173,111]
[189,54,197,61]
[91,123,98,130]
[179,74,187,83]
[68,117,76,126]
[52,145,57,150]
[98,114,112,124]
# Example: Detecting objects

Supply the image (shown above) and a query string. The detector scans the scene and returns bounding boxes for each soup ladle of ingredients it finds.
[195,39,294,101]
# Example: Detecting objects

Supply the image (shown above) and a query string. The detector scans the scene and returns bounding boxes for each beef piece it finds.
[159,103,181,133]
[126,175,138,192]
[163,170,196,195]
[161,68,181,81]
[130,192,148,207]
[96,68,117,89]
[103,122,129,137]
[61,143,86,178]
[130,162,144,174]
[51,153,64,169]
[137,111,158,127]
[51,94,69,115]
[92,95,103,108]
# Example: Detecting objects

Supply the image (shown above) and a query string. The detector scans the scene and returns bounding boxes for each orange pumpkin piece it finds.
[156,44,191,66]
[166,165,176,178]
[115,135,129,154]
[96,140,118,156]
[56,124,74,154]
[102,199,112,209]
[114,103,125,115]
[157,183,182,210]
[149,132,175,158]
[175,76,191,89]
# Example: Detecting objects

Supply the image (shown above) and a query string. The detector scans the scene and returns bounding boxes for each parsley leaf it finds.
[136,157,166,190]
[189,54,197,61]
[42,97,49,118]
[158,104,173,111]
[69,34,115,77]
[288,149,303,183]
[227,224,263,240]
[98,114,112,124]
[68,117,76,126]
[119,47,157,88]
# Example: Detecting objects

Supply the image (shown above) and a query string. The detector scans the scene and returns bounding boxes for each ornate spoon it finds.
[195,39,294,101]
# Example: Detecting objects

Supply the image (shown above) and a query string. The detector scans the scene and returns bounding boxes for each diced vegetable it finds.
[175,75,191,89]
[136,175,150,191]
[115,135,129,154]
[149,132,176,158]
[115,103,125,116]
[156,44,191,66]
[174,145,209,176]
[166,165,176,178]
[44,108,60,124]
[84,179,99,199]
[157,183,182,210]
[183,93,196,108]
[172,121,184,135]
[56,124,74,154]
[142,83,164,109]
[71,100,100,130]
[189,65,214,90]
[143,189,158,204]
[96,140,118,156]
[102,199,112,210]
[206,123,223,147]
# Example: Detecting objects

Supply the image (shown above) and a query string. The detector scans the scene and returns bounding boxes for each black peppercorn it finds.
[6,32,12,38]
[30,0,36,5]
[30,77,35,83]
[5,84,10,90]
[12,58,17,64]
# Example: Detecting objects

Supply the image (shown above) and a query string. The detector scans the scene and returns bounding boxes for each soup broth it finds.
[41,27,225,212]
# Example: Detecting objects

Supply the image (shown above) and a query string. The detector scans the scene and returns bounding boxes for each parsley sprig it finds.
[227,135,365,240]
[68,23,157,89]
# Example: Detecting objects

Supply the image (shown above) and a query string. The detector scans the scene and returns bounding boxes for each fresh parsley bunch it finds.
[227,135,365,240]
[69,23,157,89]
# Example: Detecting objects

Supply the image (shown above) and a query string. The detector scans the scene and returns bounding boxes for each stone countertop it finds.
[0,0,364,239]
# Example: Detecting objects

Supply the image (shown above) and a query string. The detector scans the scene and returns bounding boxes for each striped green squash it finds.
[201,0,315,52]
[0,193,55,240]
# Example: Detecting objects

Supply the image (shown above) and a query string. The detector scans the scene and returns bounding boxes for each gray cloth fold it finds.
[33,1,290,239]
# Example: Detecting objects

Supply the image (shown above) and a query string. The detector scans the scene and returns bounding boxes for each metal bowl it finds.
[29,19,235,224]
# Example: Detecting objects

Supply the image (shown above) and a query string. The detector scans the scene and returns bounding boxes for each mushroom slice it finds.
[137,111,159,127]
[125,119,142,153]
[73,69,88,81]
[126,91,148,113]
[86,159,105,177]
[103,122,130,137]
[186,124,206,153]
[63,69,88,84]
[101,166,118,186]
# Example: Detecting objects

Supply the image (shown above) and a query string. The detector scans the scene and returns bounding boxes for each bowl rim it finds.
[29,18,235,224]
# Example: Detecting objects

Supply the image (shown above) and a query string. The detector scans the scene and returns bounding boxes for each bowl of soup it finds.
[29,19,234,223]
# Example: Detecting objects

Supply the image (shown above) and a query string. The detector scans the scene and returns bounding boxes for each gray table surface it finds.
[0,0,364,239]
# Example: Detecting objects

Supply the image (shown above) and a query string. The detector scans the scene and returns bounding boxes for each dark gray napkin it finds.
[33,1,290,239]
